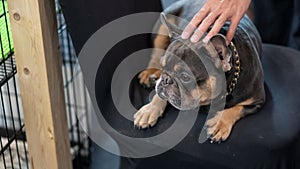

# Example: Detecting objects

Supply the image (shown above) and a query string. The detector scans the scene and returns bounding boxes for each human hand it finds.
[181,0,251,45]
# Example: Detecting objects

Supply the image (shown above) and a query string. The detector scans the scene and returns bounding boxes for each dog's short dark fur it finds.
[134,0,265,142]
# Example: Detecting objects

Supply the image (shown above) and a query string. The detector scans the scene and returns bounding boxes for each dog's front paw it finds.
[138,68,162,88]
[205,111,234,142]
[133,103,163,129]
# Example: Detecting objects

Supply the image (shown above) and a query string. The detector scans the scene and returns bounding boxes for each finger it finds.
[182,7,209,39]
[190,28,204,43]
[191,12,219,43]
[225,16,241,45]
[202,14,228,43]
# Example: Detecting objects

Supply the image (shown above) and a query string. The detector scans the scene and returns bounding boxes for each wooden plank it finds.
[7,0,72,169]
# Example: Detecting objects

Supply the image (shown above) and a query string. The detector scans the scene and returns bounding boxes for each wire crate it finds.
[56,2,90,168]
[0,0,90,168]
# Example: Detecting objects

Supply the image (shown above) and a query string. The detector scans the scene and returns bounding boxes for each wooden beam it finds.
[7,0,72,169]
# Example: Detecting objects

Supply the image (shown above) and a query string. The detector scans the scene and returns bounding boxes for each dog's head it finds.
[156,13,232,110]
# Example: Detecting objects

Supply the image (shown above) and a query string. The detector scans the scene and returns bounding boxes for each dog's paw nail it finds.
[140,123,148,129]
[218,140,221,144]
[210,140,214,144]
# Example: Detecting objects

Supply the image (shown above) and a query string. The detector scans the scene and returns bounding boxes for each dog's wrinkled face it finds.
[155,13,231,110]
[156,39,225,110]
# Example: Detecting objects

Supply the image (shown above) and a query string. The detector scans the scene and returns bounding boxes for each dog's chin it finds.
[168,98,199,111]
[156,91,200,110]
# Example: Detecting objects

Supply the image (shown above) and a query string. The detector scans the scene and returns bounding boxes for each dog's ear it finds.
[160,13,182,38]
[209,34,232,72]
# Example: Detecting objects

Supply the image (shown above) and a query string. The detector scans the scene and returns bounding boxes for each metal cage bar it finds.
[0,0,90,168]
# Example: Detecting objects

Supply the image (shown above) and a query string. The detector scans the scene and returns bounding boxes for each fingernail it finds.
[181,31,190,39]
[202,36,210,44]
[190,34,199,43]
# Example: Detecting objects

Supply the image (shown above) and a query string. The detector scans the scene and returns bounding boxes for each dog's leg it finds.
[206,98,264,142]
[134,94,167,128]
[206,105,244,142]
[138,24,170,87]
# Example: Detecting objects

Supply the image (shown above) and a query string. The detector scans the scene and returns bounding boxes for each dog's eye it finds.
[180,73,191,82]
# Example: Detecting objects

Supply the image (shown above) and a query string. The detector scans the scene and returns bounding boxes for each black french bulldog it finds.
[134,0,265,142]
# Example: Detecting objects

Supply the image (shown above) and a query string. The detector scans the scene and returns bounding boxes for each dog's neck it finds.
[221,41,241,99]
